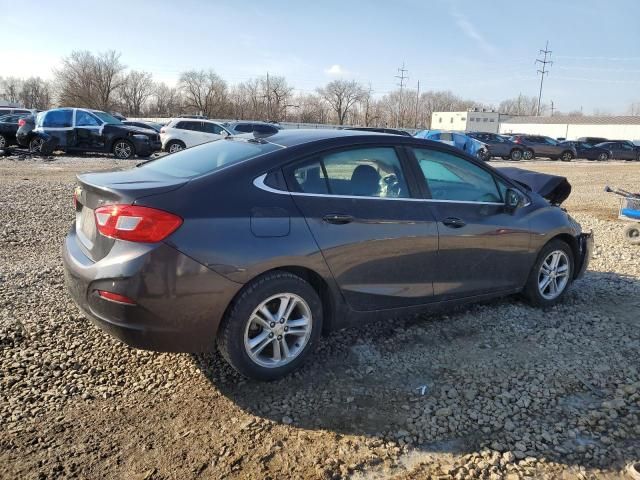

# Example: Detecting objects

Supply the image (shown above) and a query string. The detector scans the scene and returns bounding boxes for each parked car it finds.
[0,113,27,149]
[415,130,490,160]
[122,120,163,132]
[62,129,592,380]
[223,121,280,135]
[178,114,208,120]
[595,141,640,161]
[510,135,577,161]
[577,136,608,146]
[342,127,412,136]
[160,118,231,153]
[467,132,528,161]
[27,108,161,159]
[0,107,36,117]
[559,141,611,161]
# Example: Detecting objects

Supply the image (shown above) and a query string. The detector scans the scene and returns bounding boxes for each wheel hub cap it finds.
[538,250,570,300]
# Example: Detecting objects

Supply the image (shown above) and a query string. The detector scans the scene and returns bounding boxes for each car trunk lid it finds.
[74,168,187,261]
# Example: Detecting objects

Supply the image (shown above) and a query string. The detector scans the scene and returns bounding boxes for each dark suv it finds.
[467,132,528,161]
[595,141,640,161]
[577,136,608,146]
[510,135,577,161]
[30,108,161,158]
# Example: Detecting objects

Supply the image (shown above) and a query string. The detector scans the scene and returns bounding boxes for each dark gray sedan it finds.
[63,130,592,380]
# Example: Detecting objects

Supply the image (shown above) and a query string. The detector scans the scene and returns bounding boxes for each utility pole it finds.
[395,62,408,127]
[414,80,420,129]
[550,100,555,116]
[536,41,552,116]
[266,72,271,121]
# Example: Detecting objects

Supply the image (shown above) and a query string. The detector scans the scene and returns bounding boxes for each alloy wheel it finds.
[538,250,570,300]
[511,149,523,161]
[523,150,533,160]
[561,152,573,161]
[598,153,608,161]
[30,137,44,153]
[114,141,133,159]
[243,293,312,368]
[169,143,183,153]
[0,135,6,149]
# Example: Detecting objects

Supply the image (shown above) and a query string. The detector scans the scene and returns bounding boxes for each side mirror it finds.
[505,188,522,212]
[219,130,229,137]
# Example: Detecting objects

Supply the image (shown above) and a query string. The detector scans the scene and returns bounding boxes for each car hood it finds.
[498,167,571,205]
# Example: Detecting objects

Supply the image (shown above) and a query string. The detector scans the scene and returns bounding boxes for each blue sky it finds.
[2,0,639,113]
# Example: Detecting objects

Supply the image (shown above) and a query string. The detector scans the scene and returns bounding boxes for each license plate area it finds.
[77,206,96,250]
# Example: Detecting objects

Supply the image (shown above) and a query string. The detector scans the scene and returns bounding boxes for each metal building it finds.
[431,110,510,133]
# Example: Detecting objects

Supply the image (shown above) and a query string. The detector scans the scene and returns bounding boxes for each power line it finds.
[536,40,553,116]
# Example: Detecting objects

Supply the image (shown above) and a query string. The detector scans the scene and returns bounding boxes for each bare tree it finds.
[498,94,540,116]
[263,75,293,121]
[317,80,366,125]
[0,77,23,104]
[19,77,52,109]
[119,70,153,116]
[628,102,640,116]
[152,82,182,116]
[55,50,125,110]
[179,70,227,117]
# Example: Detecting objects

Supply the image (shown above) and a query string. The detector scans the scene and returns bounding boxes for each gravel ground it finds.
[1,153,639,480]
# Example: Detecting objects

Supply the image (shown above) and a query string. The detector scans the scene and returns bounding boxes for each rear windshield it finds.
[138,138,282,178]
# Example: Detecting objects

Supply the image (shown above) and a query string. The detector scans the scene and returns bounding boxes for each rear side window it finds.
[253,124,278,134]
[202,122,225,134]
[76,110,101,127]
[139,139,281,178]
[41,110,73,128]
[234,123,254,133]
[175,121,200,131]
[412,148,502,203]
[291,147,409,199]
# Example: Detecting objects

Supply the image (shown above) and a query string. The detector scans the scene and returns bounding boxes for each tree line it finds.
[2,50,635,128]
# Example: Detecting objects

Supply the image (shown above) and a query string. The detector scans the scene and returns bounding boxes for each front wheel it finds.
[623,223,640,245]
[510,149,523,161]
[560,151,574,162]
[166,140,185,154]
[113,139,135,159]
[217,271,323,381]
[0,134,7,150]
[597,152,609,161]
[522,149,534,160]
[522,240,574,307]
[29,137,44,153]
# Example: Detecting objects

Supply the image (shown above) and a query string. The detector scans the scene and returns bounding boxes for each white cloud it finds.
[451,10,497,56]
[325,64,346,76]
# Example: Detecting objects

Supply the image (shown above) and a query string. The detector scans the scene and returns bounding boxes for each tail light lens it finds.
[514,138,521,144]
[94,205,182,243]
[18,118,26,127]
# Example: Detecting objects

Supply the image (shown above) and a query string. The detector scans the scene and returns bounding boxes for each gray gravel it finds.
[1,154,639,479]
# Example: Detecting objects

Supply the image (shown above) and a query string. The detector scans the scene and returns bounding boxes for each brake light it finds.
[96,290,136,305]
[94,205,182,242]
[514,138,521,144]
[18,118,26,127]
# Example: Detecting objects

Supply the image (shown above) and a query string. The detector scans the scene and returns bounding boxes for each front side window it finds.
[42,109,73,128]
[412,148,502,203]
[291,147,409,199]
[203,122,224,134]
[76,110,101,127]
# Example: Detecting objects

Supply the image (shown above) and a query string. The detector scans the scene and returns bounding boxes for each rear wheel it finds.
[522,149,534,160]
[112,139,135,159]
[217,271,323,381]
[166,140,185,153]
[560,151,574,162]
[597,152,609,161]
[29,137,44,153]
[623,223,640,245]
[0,134,7,150]
[523,239,574,307]
[510,149,523,161]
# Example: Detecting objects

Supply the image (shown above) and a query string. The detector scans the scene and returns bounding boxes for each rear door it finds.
[284,145,439,311]
[409,146,531,300]
[39,109,75,148]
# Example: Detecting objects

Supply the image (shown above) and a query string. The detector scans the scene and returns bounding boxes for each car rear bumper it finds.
[62,225,243,352]
[575,230,593,279]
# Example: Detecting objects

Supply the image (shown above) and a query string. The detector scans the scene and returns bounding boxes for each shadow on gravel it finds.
[192,270,640,472]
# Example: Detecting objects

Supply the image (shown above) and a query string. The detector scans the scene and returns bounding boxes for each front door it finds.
[285,146,439,311]
[409,147,532,300]
[74,110,104,151]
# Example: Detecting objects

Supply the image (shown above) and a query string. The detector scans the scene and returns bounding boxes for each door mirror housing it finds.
[219,130,229,137]
[505,188,523,212]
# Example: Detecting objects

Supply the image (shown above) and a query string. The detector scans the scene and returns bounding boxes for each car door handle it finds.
[323,214,354,225]
[442,217,466,228]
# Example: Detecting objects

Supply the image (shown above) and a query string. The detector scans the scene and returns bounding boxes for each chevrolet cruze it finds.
[63,130,592,380]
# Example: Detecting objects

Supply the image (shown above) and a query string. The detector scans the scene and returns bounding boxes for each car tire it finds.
[501,156,510,160]
[112,139,135,159]
[522,239,574,307]
[166,140,186,153]
[0,134,7,150]
[522,149,534,160]
[217,271,323,381]
[560,151,574,162]
[510,149,523,161]
[29,137,44,153]
[597,152,609,161]
[623,223,640,245]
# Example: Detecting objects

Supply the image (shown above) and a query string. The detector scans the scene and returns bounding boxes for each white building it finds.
[499,115,640,142]
[431,110,509,133]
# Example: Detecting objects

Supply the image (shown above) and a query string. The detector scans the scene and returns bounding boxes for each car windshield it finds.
[138,138,282,178]
[92,111,121,124]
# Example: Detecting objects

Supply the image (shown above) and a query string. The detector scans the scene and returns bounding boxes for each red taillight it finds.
[18,118,26,127]
[514,138,521,144]
[94,205,182,243]
[96,290,136,305]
